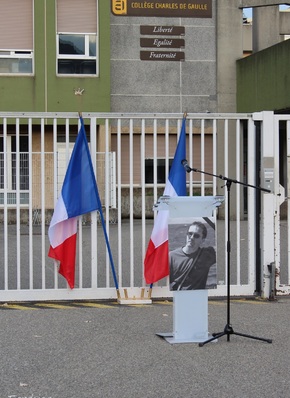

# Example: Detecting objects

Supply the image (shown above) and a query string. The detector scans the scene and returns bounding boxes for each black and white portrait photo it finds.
[169,217,217,291]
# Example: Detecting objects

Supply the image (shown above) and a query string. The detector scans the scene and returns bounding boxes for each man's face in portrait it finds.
[185,224,204,253]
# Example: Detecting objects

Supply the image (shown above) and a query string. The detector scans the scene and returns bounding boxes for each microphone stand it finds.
[181,160,272,346]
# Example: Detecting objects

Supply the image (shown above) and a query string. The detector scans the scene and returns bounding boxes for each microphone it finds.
[181,159,192,173]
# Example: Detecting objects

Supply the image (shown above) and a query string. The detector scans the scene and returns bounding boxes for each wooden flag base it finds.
[117,287,152,305]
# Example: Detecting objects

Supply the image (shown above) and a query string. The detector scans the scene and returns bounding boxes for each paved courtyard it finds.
[1,296,290,398]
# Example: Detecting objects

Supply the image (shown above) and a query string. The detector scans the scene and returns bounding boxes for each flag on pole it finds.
[48,117,100,289]
[144,117,187,284]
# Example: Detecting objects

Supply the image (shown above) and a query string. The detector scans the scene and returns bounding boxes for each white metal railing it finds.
[0,112,269,301]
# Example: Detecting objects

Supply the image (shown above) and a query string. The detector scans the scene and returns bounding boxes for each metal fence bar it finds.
[212,119,217,196]
[40,118,46,289]
[117,118,123,287]
[236,119,241,285]
[288,120,290,285]
[129,118,134,288]
[77,118,84,289]
[28,118,33,289]
[3,118,8,290]
[201,119,205,196]
[247,118,256,287]
[78,218,83,288]
[224,119,229,285]
[141,118,146,287]
[188,118,193,196]
[164,119,171,288]
[53,118,59,289]
[16,118,21,289]
[165,119,170,181]
[90,117,98,290]
[153,119,158,205]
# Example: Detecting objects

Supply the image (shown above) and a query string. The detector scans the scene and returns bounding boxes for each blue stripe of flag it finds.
[61,117,100,218]
[168,117,187,196]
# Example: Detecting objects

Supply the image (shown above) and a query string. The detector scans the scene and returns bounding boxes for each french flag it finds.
[48,117,100,289]
[144,117,187,284]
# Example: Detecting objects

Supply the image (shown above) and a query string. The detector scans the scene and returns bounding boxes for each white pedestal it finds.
[157,290,210,343]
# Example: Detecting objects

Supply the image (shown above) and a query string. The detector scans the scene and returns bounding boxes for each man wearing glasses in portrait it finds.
[169,220,216,291]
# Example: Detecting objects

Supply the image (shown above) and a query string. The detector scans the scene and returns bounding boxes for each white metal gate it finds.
[258,112,290,297]
[0,111,282,302]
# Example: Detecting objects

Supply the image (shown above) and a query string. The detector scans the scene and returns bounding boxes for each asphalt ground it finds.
[1,297,290,398]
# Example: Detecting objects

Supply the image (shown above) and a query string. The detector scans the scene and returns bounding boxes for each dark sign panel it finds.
[140,51,185,61]
[112,0,212,18]
[140,38,185,48]
[140,25,185,35]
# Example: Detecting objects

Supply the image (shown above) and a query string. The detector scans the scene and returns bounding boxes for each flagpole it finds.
[149,283,153,299]
[97,198,121,299]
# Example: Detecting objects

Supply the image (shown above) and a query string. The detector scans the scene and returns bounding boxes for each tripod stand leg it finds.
[198,331,223,347]
[232,331,272,344]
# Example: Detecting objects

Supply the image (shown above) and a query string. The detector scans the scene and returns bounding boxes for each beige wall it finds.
[111,130,213,186]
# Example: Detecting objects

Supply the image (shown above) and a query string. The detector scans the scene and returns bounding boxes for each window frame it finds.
[0,49,33,75]
[56,33,98,76]
[56,0,99,77]
[0,0,34,76]
[0,135,29,206]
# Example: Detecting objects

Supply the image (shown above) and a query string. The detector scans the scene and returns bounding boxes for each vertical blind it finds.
[0,0,33,50]
[57,0,97,33]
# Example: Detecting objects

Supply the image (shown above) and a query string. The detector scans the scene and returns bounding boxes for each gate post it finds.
[256,111,277,299]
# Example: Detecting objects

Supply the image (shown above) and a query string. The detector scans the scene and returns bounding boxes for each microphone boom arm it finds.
[181,159,271,193]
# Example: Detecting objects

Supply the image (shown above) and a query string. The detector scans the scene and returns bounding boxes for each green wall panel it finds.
[237,39,290,113]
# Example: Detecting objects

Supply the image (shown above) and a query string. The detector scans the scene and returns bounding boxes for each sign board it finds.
[112,0,212,18]
[140,38,185,49]
[140,25,185,36]
[140,51,185,61]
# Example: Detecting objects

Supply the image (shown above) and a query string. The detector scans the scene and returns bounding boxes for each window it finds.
[0,135,29,205]
[145,158,174,184]
[0,0,33,74]
[56,0,98,75]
